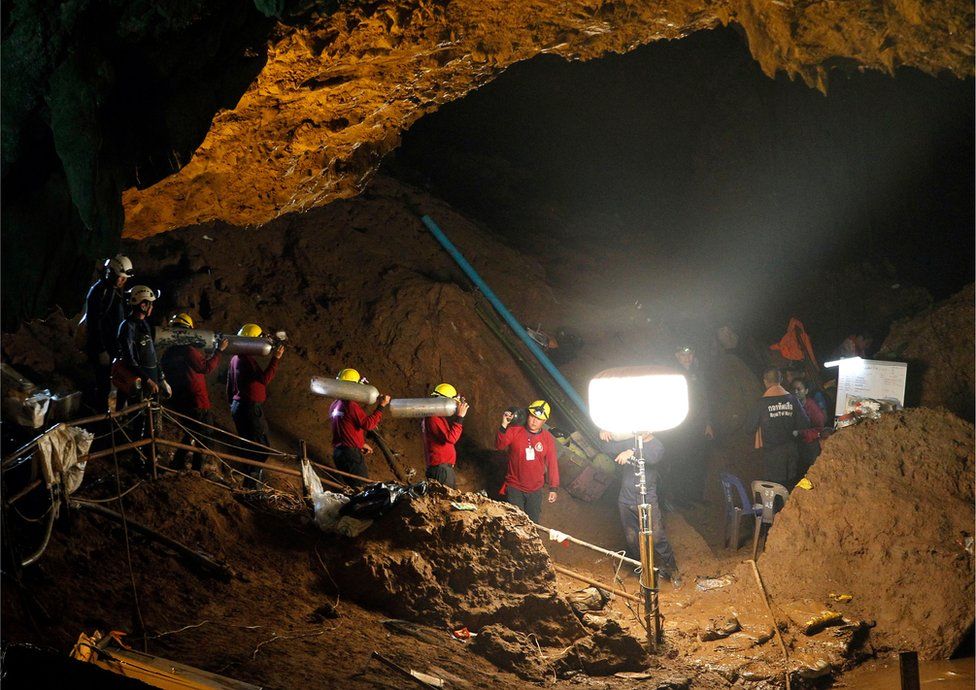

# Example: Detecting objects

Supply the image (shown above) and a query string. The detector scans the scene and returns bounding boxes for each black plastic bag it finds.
[339,481,428,520]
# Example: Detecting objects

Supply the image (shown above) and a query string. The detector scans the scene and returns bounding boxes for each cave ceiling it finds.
[1,0,972,326]
[121,0,975,238]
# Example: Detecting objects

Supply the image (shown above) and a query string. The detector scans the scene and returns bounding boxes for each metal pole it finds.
[635,434,661,646]
[147,403,158,480]
[533,523,640,568]
[298,440,309,497]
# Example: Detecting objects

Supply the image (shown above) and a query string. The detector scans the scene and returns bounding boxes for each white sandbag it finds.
[37,424,94,494]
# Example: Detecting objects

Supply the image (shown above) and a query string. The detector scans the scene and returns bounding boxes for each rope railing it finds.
[1,402,150,469]
[3,401,353,508]
[3,402,642,628]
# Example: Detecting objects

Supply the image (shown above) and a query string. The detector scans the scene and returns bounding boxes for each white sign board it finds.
[829,357,908,417]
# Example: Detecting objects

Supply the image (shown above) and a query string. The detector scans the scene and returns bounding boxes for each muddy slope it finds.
[761,408,975,660]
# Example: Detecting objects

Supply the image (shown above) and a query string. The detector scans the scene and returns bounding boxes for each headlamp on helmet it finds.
[527,400,551,421]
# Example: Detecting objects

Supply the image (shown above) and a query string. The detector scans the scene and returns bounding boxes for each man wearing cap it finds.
[330,368,391,485]
[160,313,228,471]
[496,400,559,523]
[82,254,134,412]
[422,383,470,489]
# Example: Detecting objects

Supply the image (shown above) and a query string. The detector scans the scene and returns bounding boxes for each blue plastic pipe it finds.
[421,214,589,415]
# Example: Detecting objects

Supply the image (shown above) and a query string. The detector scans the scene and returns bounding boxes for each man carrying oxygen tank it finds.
[330,368,390,485]
[421,383,470,489]
[160,312,228,471]
[226,323,284,488]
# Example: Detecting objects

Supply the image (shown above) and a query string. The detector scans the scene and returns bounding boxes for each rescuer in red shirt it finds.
[160,312,228,471]
[226,323,284,488]
[421,382,470,489]
[495,400,559,523]
[330,368,390,486]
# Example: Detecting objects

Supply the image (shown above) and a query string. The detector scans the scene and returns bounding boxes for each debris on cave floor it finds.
[3,403,971,690]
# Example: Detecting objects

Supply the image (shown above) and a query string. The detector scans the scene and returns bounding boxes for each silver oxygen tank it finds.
[220,334,273,357]
[154,327,216,351]
[309,376,379,406]
[389,397,458,418]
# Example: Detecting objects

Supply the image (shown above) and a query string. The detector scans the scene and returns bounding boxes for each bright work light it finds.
[587,364,691,649]
[588,366,689,433]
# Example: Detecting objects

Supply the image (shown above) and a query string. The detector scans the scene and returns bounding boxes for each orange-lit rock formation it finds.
[122,0,975,237]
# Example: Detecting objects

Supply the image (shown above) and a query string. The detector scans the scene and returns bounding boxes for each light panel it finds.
[588,366,689,433]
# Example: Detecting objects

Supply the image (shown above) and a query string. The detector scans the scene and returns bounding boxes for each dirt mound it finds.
[2,472,576,688]
[879,284,975,421]
[761,408,975,659]
[335,483,583,643]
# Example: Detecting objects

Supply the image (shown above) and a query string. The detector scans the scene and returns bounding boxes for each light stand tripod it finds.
[634,433,663,646]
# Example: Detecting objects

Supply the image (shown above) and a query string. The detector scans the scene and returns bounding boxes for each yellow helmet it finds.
[238,323,263,337]
[431,383,458,399]
[170,312,194,329]
[528,400,551,421]
[337,368,361,383]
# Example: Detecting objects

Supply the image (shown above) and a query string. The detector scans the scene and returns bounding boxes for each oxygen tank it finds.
[389,397,458,418]
[154,327,216,351]
[221,334,273,357]
[309,376,379,405]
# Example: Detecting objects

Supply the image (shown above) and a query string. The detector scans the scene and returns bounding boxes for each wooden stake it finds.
[71,499,232,579]
[749,559,791,690]
[552,563,640,603]
[899,651,920,690]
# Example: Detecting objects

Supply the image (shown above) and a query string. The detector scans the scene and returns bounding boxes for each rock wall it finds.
[122,0,976,237]
[761,408,975,660]
[3,0,973,322]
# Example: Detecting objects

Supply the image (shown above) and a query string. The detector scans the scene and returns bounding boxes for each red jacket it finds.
[799,397,825,444]
[160,345,221,410]
[226,354,280,404]
[422,416,464,468]
[330,399,383,450]
[495,425,559,494]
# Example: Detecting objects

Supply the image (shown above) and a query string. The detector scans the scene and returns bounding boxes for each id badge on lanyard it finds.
[525,444,536,461]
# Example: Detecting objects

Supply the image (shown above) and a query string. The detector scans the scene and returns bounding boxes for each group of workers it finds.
[79,255,561,512]
[82,255,830,591]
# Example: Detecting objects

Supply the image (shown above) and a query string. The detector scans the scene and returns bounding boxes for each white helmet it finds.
[127,285,157,305]
[105,254,134,278]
